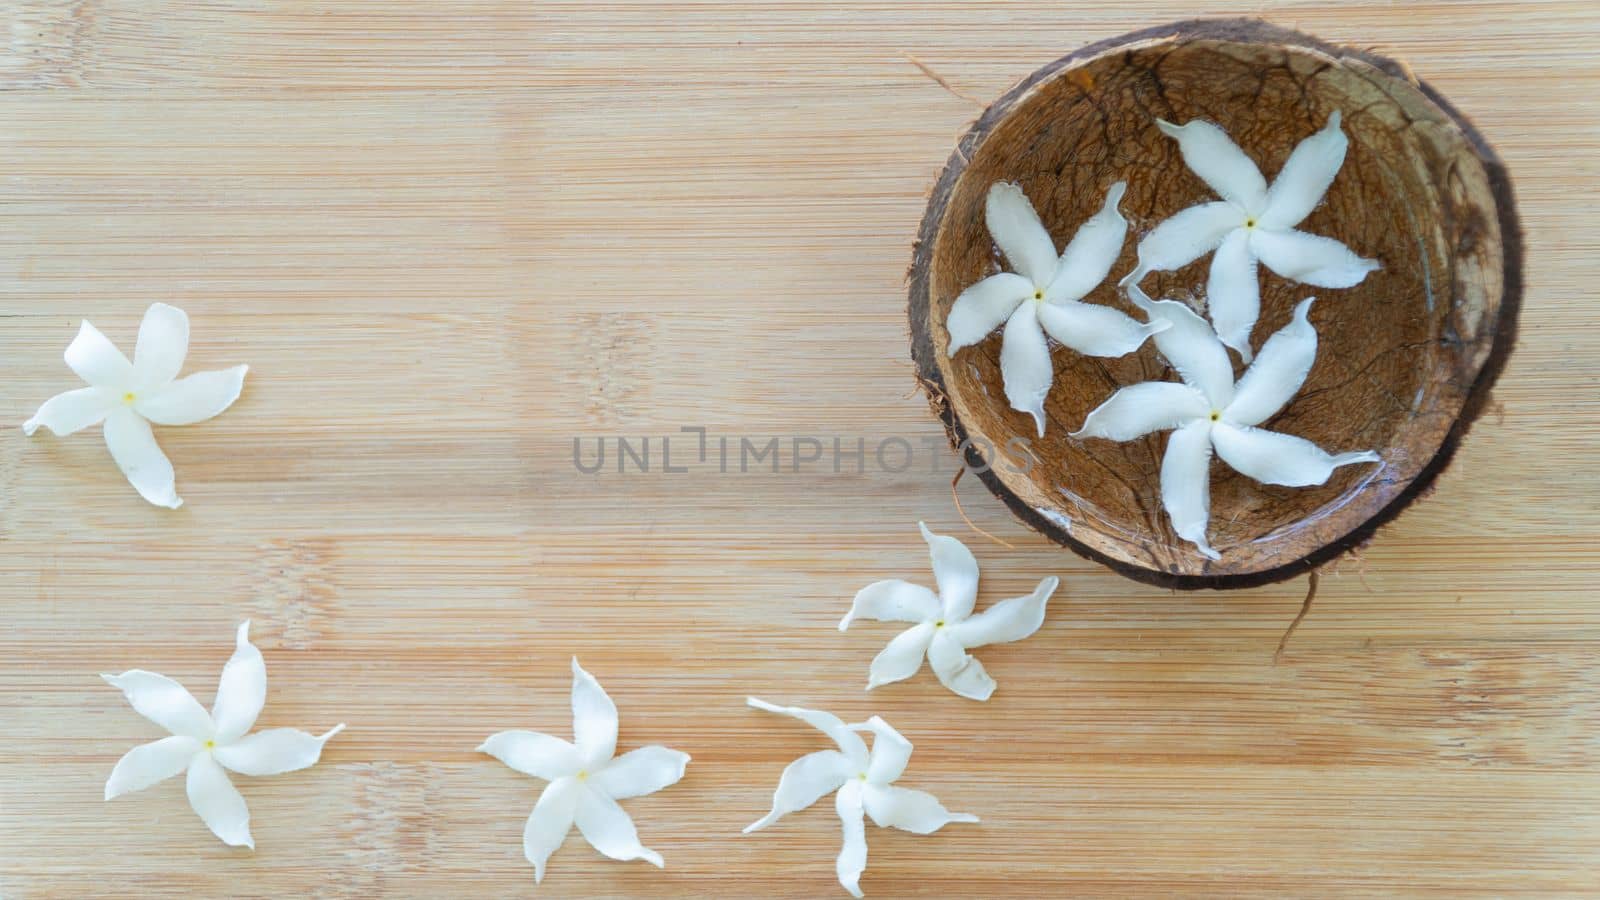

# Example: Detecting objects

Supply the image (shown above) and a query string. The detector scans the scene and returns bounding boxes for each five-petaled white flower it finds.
[1125,112,1379,361]
[102,621,345,849]
[840,522,1057,701]
[744,698,978,898]
[23,302,248,508]
[1074,289,1380,560]
[479,658,690,883]
[946,181,1166,437]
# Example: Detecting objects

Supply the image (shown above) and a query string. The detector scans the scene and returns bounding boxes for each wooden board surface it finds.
[2,1,1597,896]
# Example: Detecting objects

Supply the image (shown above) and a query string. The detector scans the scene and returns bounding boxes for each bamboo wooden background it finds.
[1,2,1597,897]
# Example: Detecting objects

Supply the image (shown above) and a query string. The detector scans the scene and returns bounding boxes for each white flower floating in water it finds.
[102,621,345,849]
[744,698,978,898]
[1074,291,1380,560]
[946,181,1166,437]
[1125,112,1379,361]
[479,658,689,883]
[840,522,1056,701]
[23,302,248,508]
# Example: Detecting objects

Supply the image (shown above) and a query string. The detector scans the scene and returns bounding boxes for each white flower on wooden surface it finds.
[24,302,247,508]
[479,658,689,883]
[744,698,978,897]
[102,621,344,849]
[840,522,1056,701]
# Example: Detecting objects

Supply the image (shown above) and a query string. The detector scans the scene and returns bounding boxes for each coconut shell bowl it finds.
[908,19,1521,590]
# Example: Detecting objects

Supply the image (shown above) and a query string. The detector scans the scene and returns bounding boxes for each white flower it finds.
[479,658,690,883]
[1074,292,1380,560]
[1124,112,1379,361]
[23,302,248,508]
[744,698,978,898]
[840,522,1057,701]
[946,181,1166,437]
[102,621,345,849]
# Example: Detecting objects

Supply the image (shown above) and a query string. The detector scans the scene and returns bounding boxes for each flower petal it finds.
[866,622,934,690]
[743,749,854,832]
[999,301,1052,439]
[1206,228,1261,362]
[839,580,939,631]
[926,629,995,702]
[1045,181,1127,302]
[945,273,1032,354]
[1161,421,1219,560]
[1132,291,1237,409]
[186,751,253,848]
[1156,118,1267,211]
[137,366,248,426]
[215,725,344,777]
[747,698,869,765]
[590,746,689,800]
[64,320,134,388]
[23,386,115,437]
[855,716,911,784]
[1071,382,1209,442]
[835,779,868,899]
[862,784,980,834]
[105,735,202,800]
[574,788,663,868]
[103,407,181,509]
[949,576,1058,649]
[479,730,582,781]
[1211,422,1380,487]
[525,775,581,883]
[984,181,1058,286]
[919,522,978,622]
[1225,297,1317,426]
[133,302,190,390]
[570,658,618,770]
[211,621,266,743]
[102,670,213,739]
[1036,300,1165,358]
[1250,228,1378,288]
[1260,111,1347,231]
[1133,203,1244,273]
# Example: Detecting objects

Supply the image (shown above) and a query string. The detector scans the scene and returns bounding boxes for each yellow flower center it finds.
[204,739,216,750]
[1209,410,1222,422]
[121,391,137,405]
[577,770,589,782]
[1244,218,1257,230]
[1032,289,1044,301]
